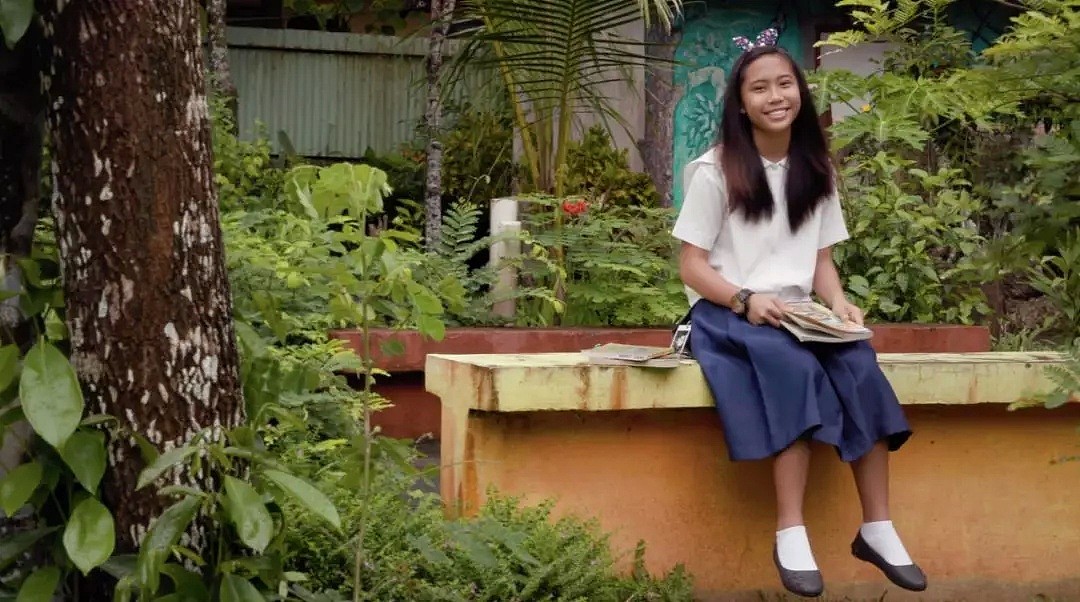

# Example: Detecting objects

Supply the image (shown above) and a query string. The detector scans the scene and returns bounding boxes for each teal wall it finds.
[671,8,803,209]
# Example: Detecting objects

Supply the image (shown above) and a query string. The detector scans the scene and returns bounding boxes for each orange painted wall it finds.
[445,405,1080,601]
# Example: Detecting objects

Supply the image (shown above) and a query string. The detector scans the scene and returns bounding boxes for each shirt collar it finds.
[761,156,788,170]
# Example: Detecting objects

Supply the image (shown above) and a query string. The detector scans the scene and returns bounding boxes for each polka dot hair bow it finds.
[732,27,779,52]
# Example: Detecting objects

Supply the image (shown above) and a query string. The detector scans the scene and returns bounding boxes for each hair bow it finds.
[732,27,779,52]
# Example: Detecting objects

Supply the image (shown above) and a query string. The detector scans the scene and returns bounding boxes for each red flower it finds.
[561,198,588,216]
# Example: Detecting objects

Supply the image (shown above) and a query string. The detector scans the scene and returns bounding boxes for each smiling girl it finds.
[672,35,928,598]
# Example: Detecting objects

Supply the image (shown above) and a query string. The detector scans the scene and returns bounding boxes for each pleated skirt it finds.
[690,300,911,462]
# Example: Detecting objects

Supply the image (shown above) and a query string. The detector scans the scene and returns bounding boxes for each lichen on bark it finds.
[40,0,244,554]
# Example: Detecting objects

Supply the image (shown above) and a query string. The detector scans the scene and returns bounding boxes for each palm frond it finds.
[447,0,680,192]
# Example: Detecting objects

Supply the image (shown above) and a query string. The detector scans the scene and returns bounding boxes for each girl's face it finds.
[739,54,802,136]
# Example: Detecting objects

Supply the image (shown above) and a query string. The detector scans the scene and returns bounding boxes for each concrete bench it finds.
[426,351,1080,601]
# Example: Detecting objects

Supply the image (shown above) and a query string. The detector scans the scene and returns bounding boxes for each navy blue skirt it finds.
[690,300,911,462]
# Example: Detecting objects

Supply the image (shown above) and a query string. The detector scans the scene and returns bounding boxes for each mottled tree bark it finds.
[423,0,455,251]
[40,0,243,555]
[643,23,680,206]
[207,0,239,125]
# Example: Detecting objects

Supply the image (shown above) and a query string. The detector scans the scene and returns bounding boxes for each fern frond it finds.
[438,200,483,259]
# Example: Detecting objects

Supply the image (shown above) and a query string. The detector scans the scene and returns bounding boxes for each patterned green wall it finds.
[672,8,803,209]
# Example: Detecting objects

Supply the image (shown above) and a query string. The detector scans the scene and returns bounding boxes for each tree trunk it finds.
[423,0,455,251]
[643,23,680,206]
[207,0,239,125]
[40,0,244,556]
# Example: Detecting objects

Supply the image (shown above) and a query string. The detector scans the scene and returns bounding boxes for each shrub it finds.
[560,126,659,208]
[281,451,695,601]
[834,154,989,324]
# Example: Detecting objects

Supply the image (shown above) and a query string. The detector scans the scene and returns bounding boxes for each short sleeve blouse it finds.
[672,149,849,307]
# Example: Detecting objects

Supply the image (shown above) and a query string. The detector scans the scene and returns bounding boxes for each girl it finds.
[672,34,927,598]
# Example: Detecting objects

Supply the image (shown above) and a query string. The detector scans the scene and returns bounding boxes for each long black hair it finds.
[716,45,833,232]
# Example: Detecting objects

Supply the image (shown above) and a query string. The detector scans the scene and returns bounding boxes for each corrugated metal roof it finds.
[227,27,460,159]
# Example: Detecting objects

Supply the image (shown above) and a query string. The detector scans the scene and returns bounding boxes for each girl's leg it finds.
[774,440,812,529]
[773,440,820,575]
[850,441,914,566]
[850,440,890,522]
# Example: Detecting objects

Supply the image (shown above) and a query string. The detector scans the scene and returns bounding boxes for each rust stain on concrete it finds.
[575,367,591,410]
[610,369,627,410]
[461,425,478,515]
[476,368,497,410]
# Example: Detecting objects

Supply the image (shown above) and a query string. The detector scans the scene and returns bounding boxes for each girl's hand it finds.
[831,299,865,326]
[747,293,790,327]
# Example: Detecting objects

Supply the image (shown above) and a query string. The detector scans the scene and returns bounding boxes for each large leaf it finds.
[0,0,34,49]
[223,476,273,553]
[63,497,115,575]
[0,461,41,516]
[219,574,264,602]
[14,566,58,602]
[262,470,340,529]
[19,340,83,449]
[60,430,107,494]
[135,496,201,596]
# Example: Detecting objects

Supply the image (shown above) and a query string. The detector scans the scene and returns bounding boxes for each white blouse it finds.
[672,149,849,307]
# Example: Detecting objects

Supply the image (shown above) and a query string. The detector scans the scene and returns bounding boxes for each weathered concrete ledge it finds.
[427,351,1080,601]
[426,351,1066,411]
[331,324,991,439]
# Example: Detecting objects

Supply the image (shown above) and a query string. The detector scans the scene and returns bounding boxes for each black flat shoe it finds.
[851,532,927,591]
[773,545,824,598]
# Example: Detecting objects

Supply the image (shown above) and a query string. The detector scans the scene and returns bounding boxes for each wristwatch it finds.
[730,288,755,315]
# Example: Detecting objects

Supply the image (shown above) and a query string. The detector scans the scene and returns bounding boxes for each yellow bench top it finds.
[425,351,1067,412]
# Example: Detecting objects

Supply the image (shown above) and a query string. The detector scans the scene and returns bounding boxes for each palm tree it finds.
[448,0,683,196]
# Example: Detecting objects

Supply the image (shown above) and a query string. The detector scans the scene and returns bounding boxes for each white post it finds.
[490,197,520,319]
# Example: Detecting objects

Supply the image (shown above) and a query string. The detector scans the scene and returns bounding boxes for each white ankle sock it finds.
[860,520,913,566]
[776,525,818,571]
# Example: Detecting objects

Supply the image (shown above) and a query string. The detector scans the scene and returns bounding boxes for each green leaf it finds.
[453,528,497,568]
[407,533,451,565]
[1044,390,1070,410]
[63,497,115,575]
[223,476,273,553]
[234,320,268,360]
[219,574,264,602]
[0,461,42,516]
[0,0,34,49]
[60,430,107,494]
[158,564,209,602]
[131,432,160,465]
[19,340,83,449]
[136,497,201,596]
[262,470,340,529]
[416,314,446,342]
[99,554,137,580]
[378,338,405,358]
[15,565,58,602]
[408,284,443,315]
[136,444,199,490]
[79,414,116,427]
[0,405,24,432]
[0,344,19,392]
